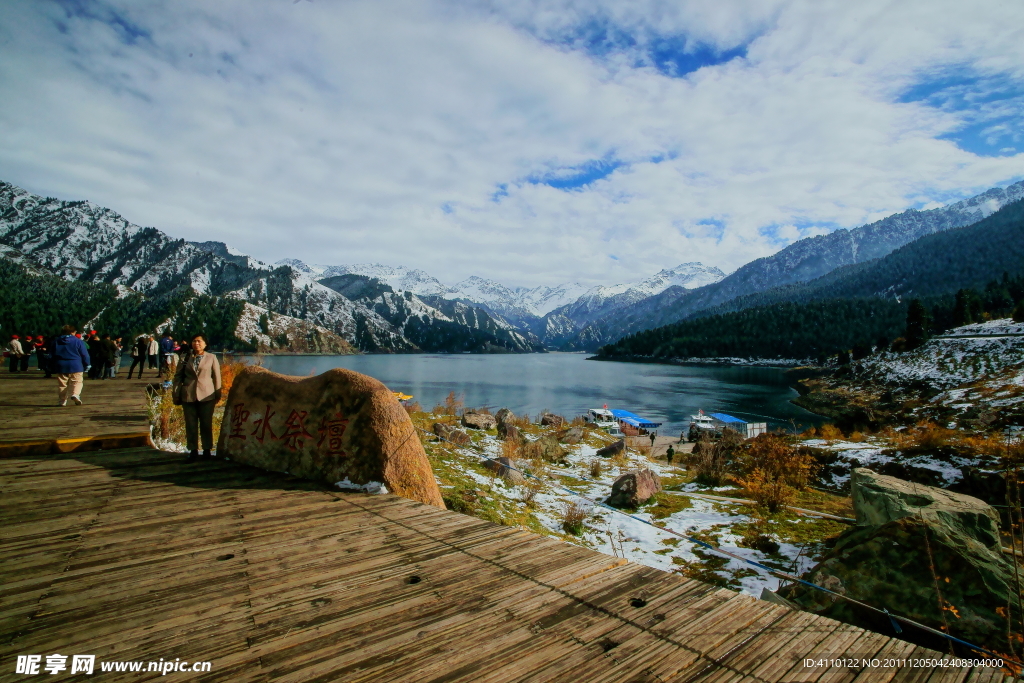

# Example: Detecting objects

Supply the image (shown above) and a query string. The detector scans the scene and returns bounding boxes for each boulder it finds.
[217,366,444,508]
[497,421,521,442]
[433,422,470,446]
[851,468,1001,549]
[540,413,565,427]
[482,456,526,486]
[495,408,515,425]
[529,435,567,463]
[596,439,625,458]
[780,469,1017,654]
[606,469,662,509]
[461,411,497,430]
[558,426,584,444]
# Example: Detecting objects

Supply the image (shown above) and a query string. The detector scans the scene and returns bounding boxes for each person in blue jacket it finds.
[52,325,92,406]
[158,331,175,379]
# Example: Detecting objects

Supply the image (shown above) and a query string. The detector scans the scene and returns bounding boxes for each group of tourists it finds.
[5,329,189,380]
[6,326,223,461]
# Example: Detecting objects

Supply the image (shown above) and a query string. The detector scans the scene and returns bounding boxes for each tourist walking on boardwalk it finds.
[19,335,35,372]
[110,337,123,378]
[6,335,24,372]
[100,334,117,379]
[173,333,222,461]
[89,333,109,380]
[127,335,148,378]
[53,325,91,406]
[146,335,159,370]
[35,335,51,377]
[86,332,102,379]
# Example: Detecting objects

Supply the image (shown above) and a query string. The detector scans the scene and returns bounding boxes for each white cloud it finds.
[0,0,1022,287]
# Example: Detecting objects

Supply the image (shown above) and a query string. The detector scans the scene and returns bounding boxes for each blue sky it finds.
[0,0,1022,286]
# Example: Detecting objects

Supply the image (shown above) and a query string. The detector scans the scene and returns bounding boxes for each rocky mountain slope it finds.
[319,274,540,353]
[284,259,725,347]
[0,181,530,353]
[697,197,1024,317]
[566,180,1024,349]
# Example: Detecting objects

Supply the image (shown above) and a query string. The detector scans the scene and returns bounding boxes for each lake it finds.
[255,353,823,435]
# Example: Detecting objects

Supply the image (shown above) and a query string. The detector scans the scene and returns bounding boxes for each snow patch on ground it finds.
[435,431,813,597]
[336,478,389,494]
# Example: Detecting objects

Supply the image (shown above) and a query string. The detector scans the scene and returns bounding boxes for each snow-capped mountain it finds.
[0,181,529,353]
[280,260,726,345]
[277,261,449,297]
[562,180,1024,350]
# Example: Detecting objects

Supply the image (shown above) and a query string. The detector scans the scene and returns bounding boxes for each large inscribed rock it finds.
[217,366,444,508]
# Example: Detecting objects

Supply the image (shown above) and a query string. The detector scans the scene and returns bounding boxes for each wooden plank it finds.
[0,410,980,683]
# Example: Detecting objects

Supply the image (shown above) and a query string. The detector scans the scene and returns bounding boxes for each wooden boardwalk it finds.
[0,370,152,456]
[0,377,1012,682]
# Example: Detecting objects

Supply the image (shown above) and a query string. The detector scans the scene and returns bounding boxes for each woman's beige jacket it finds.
[173,352,222,403]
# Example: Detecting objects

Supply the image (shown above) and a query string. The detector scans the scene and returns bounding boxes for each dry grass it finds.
[511,413,532,429]
[879,421,1007,458]
[632,440,652,458]
[561,500,590,536]
[610,448,631,474]
[150,387,186,445]
[433,391,465,416]
[500,439,521,461]
[588,458,602,479]
[522,478,544,506]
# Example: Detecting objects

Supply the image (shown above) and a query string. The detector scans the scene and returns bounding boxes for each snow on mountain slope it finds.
[0,181,259,297]
[278,260,450,297]
[234,302,355,354]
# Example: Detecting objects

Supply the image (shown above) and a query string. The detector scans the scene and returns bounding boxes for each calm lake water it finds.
[256,353,823,435]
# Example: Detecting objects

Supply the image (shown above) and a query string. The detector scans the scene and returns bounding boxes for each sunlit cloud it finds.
[0,0,1022,287]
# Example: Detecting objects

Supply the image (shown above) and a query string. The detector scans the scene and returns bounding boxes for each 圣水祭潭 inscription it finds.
[229,402,336,454]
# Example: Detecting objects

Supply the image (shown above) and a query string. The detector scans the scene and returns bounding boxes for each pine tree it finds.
[904,299,931,349]
[1014,299,1024,324]
[952,289,973,326]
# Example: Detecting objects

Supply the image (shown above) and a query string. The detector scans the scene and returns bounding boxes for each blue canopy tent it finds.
[609,409,662,429]
[708,412,746,425]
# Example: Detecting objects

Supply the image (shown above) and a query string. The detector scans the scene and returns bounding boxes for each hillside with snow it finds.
[278,258,727,347]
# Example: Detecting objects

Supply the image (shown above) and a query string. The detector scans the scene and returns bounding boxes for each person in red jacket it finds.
[20,335,35,372]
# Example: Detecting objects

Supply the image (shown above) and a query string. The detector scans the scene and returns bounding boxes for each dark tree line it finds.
[0,259,251,349]
[597,299,907,362]
[599,271,1024,362]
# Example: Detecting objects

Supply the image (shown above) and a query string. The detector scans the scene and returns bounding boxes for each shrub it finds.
[434,391,464,416]
[149,387,185,446]
[818,424,843,441]
[588,458,602,479]
[684,433,731,486]
[561,500,589,536]
[734,434,815,512]
[522,478,544,506]
[848,431,865,443]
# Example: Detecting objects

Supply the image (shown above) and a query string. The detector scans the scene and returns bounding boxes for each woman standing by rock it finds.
[173,333,222,461]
